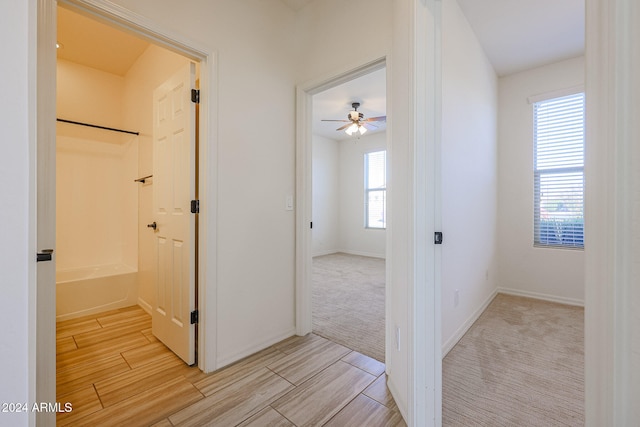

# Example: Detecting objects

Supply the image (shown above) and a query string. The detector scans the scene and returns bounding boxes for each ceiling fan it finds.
[322,102,386,136]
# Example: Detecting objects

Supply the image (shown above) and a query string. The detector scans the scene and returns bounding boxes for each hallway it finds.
[56,306,405,426]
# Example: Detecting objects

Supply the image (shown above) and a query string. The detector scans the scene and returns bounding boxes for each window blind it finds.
[365,150,386,229]
[533,92,585,248]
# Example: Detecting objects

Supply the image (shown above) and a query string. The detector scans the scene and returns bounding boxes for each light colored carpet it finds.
[443,293,584,426]
[312,252,385,362]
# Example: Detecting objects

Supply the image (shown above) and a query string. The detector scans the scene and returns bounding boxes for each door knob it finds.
[147,222,157,230]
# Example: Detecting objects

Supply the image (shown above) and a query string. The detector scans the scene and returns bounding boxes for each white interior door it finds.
[152,63,197,365]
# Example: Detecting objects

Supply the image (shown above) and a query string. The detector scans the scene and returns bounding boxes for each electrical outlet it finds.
[454,289,460,307]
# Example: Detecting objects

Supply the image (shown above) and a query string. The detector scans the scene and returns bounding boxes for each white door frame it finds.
[295,57,388,336]
[584,0,639,423]
[36,0,218,419]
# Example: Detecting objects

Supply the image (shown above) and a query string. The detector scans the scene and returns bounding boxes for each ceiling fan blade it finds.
[336,123,352,131]
[364,122,379,129]
[321,119,350,122]
[364,116,386,122]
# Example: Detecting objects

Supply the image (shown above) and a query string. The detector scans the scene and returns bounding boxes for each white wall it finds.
[0,1,32,424]
[121,44,190,312]
[497,56,585,305]
[56,59,138,272]
[440,0,499,354]
[338,132,386,258]
[312,134,340,255]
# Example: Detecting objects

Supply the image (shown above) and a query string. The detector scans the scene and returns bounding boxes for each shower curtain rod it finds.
[57,118,140,136]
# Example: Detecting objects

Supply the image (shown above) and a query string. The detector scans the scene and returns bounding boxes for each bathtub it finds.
[56,264,138,321]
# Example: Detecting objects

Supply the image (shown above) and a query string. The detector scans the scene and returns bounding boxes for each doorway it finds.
[309,66,387,362]
[295,59,390,362]
[55,2,198,359]
[36,1,216,423]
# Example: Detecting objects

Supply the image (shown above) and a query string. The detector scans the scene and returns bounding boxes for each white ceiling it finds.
[456,0,585,76]
[57,7,149,76]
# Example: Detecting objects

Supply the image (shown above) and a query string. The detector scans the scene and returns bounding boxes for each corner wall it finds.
[312,132,387,258]
[338,132,386,258]
[497,56,585,305]
[440,0,499,354]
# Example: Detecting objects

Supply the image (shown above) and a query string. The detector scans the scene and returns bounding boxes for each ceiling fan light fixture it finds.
[345,123,359,135]
[358,125,367,135]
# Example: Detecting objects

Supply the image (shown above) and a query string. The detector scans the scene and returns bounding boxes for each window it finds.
[533,92,585,248]
[365,150,386,229]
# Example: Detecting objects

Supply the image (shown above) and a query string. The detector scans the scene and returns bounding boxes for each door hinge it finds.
[190,310,199,324]
[191,199,200,214]
[434,232,443,245]
[36,249,54,262]
[191,89,200,104]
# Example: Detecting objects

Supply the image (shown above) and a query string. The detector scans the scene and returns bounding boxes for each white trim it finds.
[585,0,639,423]
[34,1,57,425]
[585,0,615,423]
[387,373,408,421]
[138,298,153,315]
[442,290,497,357]
[295,85,313,336]
[497,287,584,307]
[311,249,340,257]
[336,249,386,259]
[215,329,296,369]
[409,0,441,425]
[311,249,386,259]
[527,84,585,104]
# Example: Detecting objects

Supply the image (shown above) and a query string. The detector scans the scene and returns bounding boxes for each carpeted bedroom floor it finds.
[442,293,584,426]
[312,253,386,362]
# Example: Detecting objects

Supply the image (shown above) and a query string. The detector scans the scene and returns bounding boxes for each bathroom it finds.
[55,6,195,322]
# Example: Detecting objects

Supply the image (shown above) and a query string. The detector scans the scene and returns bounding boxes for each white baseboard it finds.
[442,289,498,357]
[386,374,408,422]
[337,249,386,259]
[497,287,584,307]
[312,249,386,259]
[312,249,340,257]
[137,298,152,314]
[215,328,297,369]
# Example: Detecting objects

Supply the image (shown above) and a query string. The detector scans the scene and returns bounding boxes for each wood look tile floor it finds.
[56,306,406,426]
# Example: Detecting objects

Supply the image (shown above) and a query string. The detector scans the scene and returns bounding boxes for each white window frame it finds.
[532,90,585,249]
[364,150,387,229]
